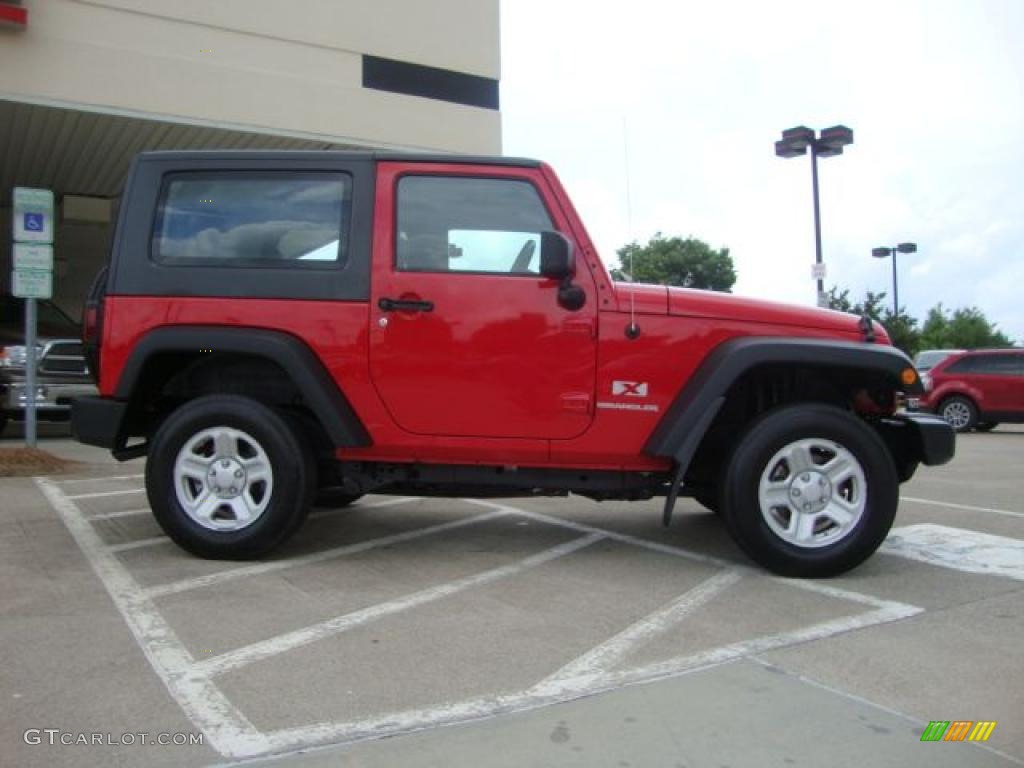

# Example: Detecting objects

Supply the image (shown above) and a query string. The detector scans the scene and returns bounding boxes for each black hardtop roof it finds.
[135,150,541,168]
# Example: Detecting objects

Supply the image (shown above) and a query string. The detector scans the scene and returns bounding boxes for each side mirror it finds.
[540,231,574,280]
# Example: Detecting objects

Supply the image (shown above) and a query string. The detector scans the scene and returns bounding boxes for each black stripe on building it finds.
[362,55,499,110]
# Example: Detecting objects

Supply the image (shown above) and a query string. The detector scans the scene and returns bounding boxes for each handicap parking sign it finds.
[13,187,55,243]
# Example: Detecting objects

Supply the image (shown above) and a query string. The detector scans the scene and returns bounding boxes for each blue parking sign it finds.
[24,212,45,232]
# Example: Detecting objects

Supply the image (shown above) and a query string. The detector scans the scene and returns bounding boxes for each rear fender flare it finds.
[115,326,370,447]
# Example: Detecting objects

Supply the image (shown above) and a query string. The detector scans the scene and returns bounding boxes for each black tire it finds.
[721,404,899,578]
[975,422,998,433]
[145,395,314,559]
[938,395,977,433]
[314,488,364,509]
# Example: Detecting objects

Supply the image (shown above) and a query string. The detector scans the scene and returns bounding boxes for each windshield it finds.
[914,350,958,371]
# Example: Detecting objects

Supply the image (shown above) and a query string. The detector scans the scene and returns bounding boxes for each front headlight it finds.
[921,373,933,392]
[0,345,42,369]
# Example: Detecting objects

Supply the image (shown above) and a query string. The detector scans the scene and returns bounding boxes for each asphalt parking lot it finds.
[2,422,1022,767]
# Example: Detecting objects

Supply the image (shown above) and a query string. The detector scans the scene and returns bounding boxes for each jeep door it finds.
[369,162,597,439]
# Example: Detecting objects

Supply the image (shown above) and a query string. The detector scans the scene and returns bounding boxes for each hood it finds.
[612,283,670,315]
[613,283,871,336]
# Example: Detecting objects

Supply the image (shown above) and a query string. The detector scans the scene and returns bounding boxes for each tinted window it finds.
[153,173,350,266]
[396,176,553,274]
[971,354,1022,375]
[944,356,976,374]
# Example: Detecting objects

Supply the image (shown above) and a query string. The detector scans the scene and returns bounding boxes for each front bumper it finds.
[1,380,98,415]
[877,411,956,468]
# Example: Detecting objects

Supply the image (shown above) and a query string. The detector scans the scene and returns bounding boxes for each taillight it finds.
[82,305,98,345]
[82,267,108,382]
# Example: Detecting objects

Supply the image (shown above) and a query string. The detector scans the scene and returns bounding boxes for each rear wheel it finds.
[938,395,977,432]
[721,404,898,577]
[146,395,314,559]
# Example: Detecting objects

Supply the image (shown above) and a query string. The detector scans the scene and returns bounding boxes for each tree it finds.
[919,304,1014,350]
[824,285,1015,356]
[614,233,736,292]
[824,285,919,355]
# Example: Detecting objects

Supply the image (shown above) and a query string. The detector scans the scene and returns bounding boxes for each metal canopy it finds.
[0,99,359,207]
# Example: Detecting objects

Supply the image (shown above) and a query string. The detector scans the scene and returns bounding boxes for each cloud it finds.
[501,0,1024,342]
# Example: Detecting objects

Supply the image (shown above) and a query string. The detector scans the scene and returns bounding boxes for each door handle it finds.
[378,297,434,313]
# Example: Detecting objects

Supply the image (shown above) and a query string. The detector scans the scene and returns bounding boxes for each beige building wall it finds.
[0,0,501,312]
[0,0,501,152]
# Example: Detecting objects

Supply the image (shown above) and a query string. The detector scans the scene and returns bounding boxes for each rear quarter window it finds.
[152,173,351,267]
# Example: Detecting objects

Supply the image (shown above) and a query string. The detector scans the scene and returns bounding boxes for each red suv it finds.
[70,150,955,576]
[920,349,1024,432]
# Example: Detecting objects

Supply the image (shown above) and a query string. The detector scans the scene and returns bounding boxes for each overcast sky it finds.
[500,0,1024,343]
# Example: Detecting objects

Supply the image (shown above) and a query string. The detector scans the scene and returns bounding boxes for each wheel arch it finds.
[647,337,920,479]
[115,326,370,450]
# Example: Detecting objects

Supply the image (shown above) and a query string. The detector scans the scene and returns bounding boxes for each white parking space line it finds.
[144,508,507,600]
[107,536,169,553]
[901,495,1024,520]
[881,524,1024,581]
[535,569,744,695]
[601,599,922,690]
[469,500,733,570]
[91,507,151,521]
[85,495,413,524]
[34,477,271,758]
[56,473,145,485]
[307,495,416,521]
[67,488,146,500]
[38,483,929,761]
[257,594,923,759]
[193,532,605,678]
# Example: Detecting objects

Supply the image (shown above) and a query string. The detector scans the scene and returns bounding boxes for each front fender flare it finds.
[645,336,919,473]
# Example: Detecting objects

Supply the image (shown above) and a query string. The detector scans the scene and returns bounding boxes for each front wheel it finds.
[146,395,314,559]
[721,404,898,577]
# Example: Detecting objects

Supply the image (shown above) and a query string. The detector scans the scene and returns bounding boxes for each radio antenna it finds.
[622,116,638,337]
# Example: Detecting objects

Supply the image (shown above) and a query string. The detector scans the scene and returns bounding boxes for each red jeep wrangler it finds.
[72,151,954,576]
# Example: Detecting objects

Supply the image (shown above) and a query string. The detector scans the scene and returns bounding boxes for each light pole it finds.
[872,242,917,316]
[775,125,854,306]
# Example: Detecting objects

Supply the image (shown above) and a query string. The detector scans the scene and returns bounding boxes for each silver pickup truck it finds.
[0,296,96,435]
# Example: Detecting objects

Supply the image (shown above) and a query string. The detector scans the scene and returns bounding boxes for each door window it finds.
[396,176,553,274]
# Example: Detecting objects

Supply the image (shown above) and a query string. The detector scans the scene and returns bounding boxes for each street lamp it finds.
[872,242,917,316]
[775,125,854,306]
